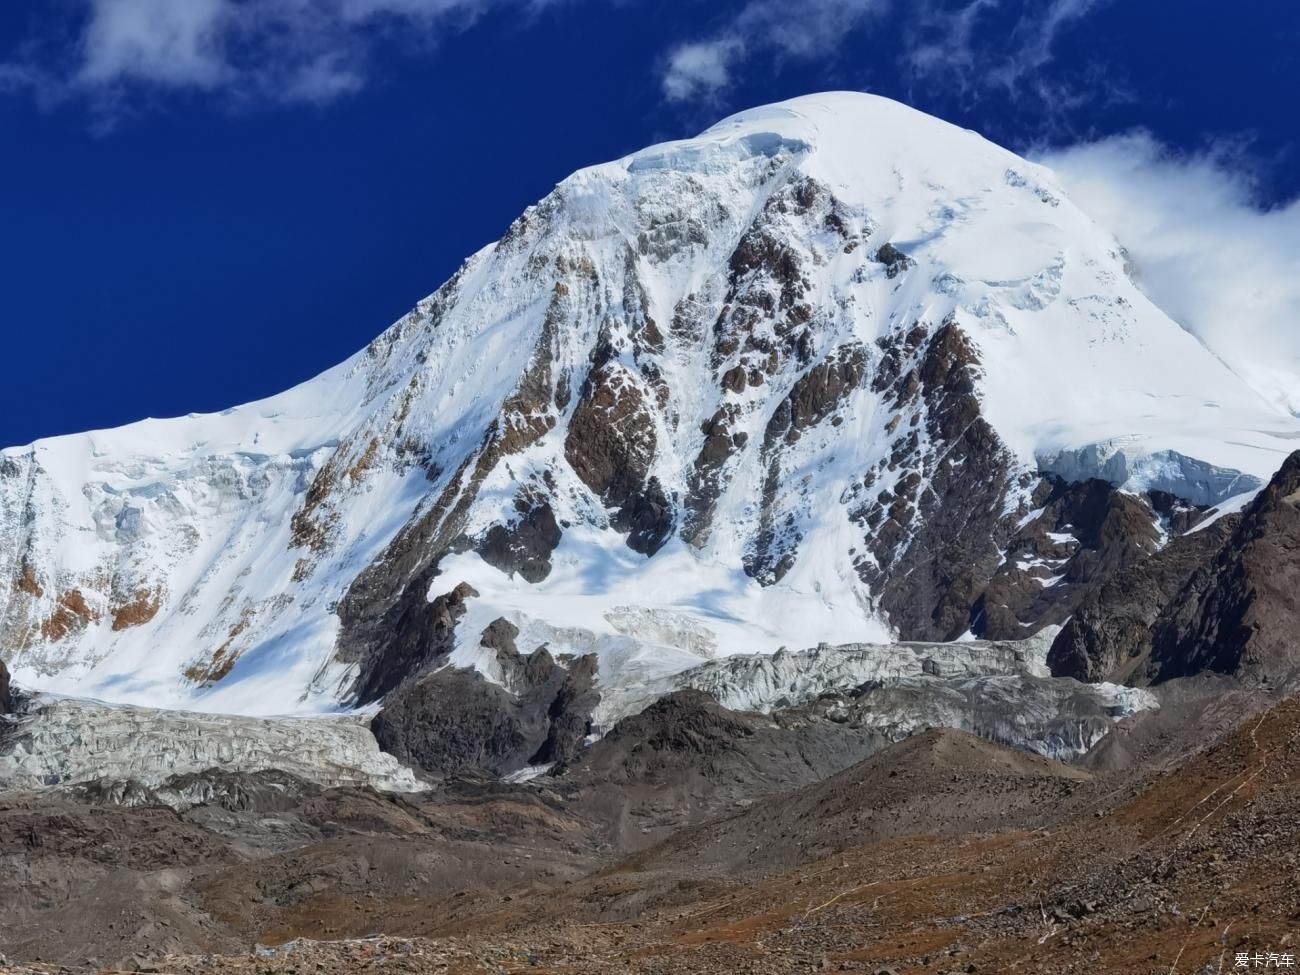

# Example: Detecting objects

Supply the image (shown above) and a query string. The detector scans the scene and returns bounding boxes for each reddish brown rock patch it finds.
[184,610,253,685]
[110,588,163,631]
[15,562,43,598]
[39,590,98,642]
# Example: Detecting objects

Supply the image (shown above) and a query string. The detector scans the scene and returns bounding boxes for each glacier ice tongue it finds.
[0,695,424,793]
[592,627,1157,761]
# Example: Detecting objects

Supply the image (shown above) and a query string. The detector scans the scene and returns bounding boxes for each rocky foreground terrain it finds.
[1,680,1298,975]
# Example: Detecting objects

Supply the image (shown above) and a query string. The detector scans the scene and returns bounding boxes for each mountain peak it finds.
[2,94,1297,716]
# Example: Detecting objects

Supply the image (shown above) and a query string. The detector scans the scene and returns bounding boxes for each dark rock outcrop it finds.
[476,496,562,583]
[350,581,478,705]
[573,689,886,790]
[846,318,1191,643]
[479,617,520,654]
[763,343,868,446]
[975,477,1167,640]
[558,689,890,848]
[372,668,541,777]
[852,321,1026,641]
[529,654,600,767]
[565,363,672,555]
[1149,451,1300,686]
[372,648,599,777]
[875,242,915,278]
[0,657,11,713]
[1048,512,1239,682]
[580,690,756,779]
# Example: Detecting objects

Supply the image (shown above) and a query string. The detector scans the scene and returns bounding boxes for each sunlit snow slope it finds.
[2,93,1295,714]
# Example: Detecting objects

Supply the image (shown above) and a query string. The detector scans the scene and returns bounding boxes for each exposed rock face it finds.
[1048,513,1239,683]
[582,690,757,780]
[348,581,478,704]
[475,495,562,583]
[565,363,671,555]
[563,689,892,845]
[0,656,11,713]
[371,648,600,777]
[531,654,600,767]
[975,477,1167,640]
[1150,451,1300,686]
[875,241,915,278]
[851,322,1026,641]
[371,669,538,778]
[479,616,520,654]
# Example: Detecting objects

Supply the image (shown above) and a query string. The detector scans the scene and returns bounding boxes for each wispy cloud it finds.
[659,0,890,102]
[0,0,1129,125]
[1040,133,1300,418]
[657,0,1113,113]
[77,0,231,89]
[662,39,743,104]
[0,0,550,116]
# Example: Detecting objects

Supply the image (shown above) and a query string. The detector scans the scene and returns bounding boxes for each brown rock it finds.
[1150,450,1300,686]
[1048,511,1238,682]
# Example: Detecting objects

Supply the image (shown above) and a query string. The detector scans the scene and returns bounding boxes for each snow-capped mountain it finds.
[3,93,1296,715]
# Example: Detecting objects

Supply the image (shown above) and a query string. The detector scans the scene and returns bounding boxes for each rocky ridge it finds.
[1050,449,1300,689]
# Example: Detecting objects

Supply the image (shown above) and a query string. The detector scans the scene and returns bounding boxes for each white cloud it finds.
[730,0,887,60]
[662,39,743,102]
[1040,134,1300,418]
[278,52,367,104]
[0,0,539,110]
[1003,0,1102,78]
[901,0,996,84]
[659,0,889,102]
[78,0,230,88]
[658,0,1113,118]
[335,0,498,20]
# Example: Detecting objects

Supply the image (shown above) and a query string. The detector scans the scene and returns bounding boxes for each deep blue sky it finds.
[1,0,1296,446]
